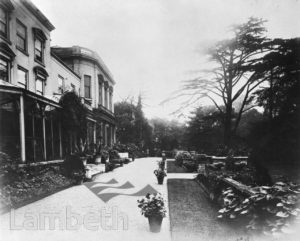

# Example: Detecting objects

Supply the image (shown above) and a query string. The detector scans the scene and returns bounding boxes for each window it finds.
[34,38,43,63]
[16,20,27,52]
[98,75,104,105]
[0,58,9,82]
[84,75,91,98]
[17,66,28,89]
[34,66,48,96]
[58,75,64,94]
[36,76,44,95]
[0,7,8,39]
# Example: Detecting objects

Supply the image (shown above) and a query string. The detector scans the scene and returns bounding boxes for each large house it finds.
[0,0,116,163]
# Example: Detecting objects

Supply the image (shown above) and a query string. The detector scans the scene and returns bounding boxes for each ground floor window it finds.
[17,66,28,89]
[0,58,9,82]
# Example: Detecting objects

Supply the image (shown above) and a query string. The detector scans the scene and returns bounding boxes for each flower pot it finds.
[80,157,87,166]
[95,156,101,164]
[148,215,163,232]
[157,176,164,185]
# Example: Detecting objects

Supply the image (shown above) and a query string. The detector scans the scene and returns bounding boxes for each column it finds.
[32,113,36,162]
[113,126,116,143]
[111,92,114,113]
[102,84,105,107]
[104,124,108,146]
[59,121,62,159]
[110,126,114,146]
[50,115,54,158]
[19,94,26,162]
[42,108,47,161]
[93,122,96,144]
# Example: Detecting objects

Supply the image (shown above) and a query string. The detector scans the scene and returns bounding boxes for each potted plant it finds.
[137,193,167,232]
[75,139,88,166]
[157,160,165,170]
[154,169,167,184]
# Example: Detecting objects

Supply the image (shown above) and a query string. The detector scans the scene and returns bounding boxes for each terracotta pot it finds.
[148,215,163,232]
[157,176,164,185]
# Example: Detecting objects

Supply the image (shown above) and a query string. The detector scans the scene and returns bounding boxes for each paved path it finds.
[0,157,171,241]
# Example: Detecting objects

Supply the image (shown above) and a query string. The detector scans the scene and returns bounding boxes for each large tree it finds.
[248,38,300,164]
[167,18,271,146]
[114,96,153,150]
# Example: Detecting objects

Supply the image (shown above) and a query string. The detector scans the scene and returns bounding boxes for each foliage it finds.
[0,152,18,182]
[62,154,86,180]
[183,160,198,172]
[218,182,300,235]
[59,91,88,140]
[109,149,120,159]
[157,160,165,170]
[154,169,167,178]
[0,164,74,208]
[74,139,89,157]
[247,38,300,164]
[165,17,270,146]
[114,97,153,151]
[137,193,167,218]
[175,151,192,166]
[150,118,186,151]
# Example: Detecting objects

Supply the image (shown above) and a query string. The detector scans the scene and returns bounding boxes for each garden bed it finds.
[167,179,247,241]
[166,161,188,173]
[195,162,300,237]
[0,164,75,213]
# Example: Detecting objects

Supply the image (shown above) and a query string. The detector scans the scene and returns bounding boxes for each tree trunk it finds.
[224,104,233,147]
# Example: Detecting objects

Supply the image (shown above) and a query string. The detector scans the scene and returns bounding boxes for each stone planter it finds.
[148,215,163,232]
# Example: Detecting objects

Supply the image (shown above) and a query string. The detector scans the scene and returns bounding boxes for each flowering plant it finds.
[137,193,167,218]
[154,169,167,178]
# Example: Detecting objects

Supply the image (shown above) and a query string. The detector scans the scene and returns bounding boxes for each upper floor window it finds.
[16,20,27,53]
[36,75,45,95]
[34,38,43,63]
[0,7,8,39]
[0,58,9,82]
[17,66,28,89]
[33,28,47,64]
[84,75,91,98]
[33,66,48,96]
[58,75,64,94]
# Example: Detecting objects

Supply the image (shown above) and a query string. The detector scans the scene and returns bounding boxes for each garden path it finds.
[0,157,171,241]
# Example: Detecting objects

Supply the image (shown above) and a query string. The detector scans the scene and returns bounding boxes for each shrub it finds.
[62,155,85,179]
[175,151,192,166]
[183,160,198,172]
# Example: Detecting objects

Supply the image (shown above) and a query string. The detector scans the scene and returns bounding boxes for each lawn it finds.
[166,161,187,173]
[167,179,248,241]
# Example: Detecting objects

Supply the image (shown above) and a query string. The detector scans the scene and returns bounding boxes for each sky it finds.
[31,0,300,121]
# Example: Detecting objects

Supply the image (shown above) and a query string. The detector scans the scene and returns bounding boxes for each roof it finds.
[51,46,115,84]
[20,0,55,31]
